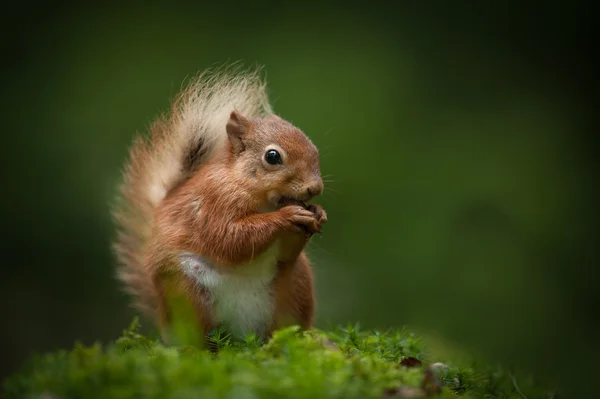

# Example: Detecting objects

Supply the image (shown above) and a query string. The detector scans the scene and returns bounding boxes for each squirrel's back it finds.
[112,66,273,316]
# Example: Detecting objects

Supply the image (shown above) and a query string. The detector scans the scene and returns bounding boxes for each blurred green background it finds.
[1,2,597,397]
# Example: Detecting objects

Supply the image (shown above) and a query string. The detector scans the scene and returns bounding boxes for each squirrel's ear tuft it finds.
[226,111,249,153]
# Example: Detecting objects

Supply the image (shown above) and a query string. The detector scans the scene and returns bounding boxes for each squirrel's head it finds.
[225,111,323,208]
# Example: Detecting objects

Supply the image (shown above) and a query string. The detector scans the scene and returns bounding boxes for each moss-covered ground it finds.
[3,319,554,398]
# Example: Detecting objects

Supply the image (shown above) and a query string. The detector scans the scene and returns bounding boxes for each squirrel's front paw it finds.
[307,204,327,225]
[279,205,321,235]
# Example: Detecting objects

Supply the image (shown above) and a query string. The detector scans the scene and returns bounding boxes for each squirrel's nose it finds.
[306,181,324,199]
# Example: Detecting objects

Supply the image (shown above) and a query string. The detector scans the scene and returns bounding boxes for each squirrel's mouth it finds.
[277,196,308,209]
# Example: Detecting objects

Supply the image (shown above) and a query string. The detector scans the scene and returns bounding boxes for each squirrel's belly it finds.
[178,243,279,338]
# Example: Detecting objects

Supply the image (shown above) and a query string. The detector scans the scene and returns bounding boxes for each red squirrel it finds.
[112,67,327,343]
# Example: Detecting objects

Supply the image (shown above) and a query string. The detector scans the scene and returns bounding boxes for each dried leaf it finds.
[421,367,442,395]
[399,357,422,368]
[429,362,448,371]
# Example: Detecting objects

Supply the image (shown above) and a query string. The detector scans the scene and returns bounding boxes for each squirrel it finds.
[112,67,327,345]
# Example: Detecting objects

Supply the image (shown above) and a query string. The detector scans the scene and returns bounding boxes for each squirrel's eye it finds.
[265,149,282,165]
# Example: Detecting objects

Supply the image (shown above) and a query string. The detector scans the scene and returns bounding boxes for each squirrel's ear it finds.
[226,111,249,153]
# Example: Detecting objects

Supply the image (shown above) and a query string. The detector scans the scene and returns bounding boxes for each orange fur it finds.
[272,253,316,331]
[113,67,326,342]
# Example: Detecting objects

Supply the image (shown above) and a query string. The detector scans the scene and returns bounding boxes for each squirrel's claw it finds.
[307,204,328,225]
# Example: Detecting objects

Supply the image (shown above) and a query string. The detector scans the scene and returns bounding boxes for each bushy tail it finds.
[112,66,273,317]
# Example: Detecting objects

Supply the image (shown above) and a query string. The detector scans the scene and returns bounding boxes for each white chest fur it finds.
[178,243,279,339]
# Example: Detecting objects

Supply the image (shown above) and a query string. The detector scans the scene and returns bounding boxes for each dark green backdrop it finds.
[1,2,597,397]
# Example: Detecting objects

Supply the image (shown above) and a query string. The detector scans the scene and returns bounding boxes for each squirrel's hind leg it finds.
[154,270,216,349]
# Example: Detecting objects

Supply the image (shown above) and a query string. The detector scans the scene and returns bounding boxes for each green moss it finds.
[3,319,553,399]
